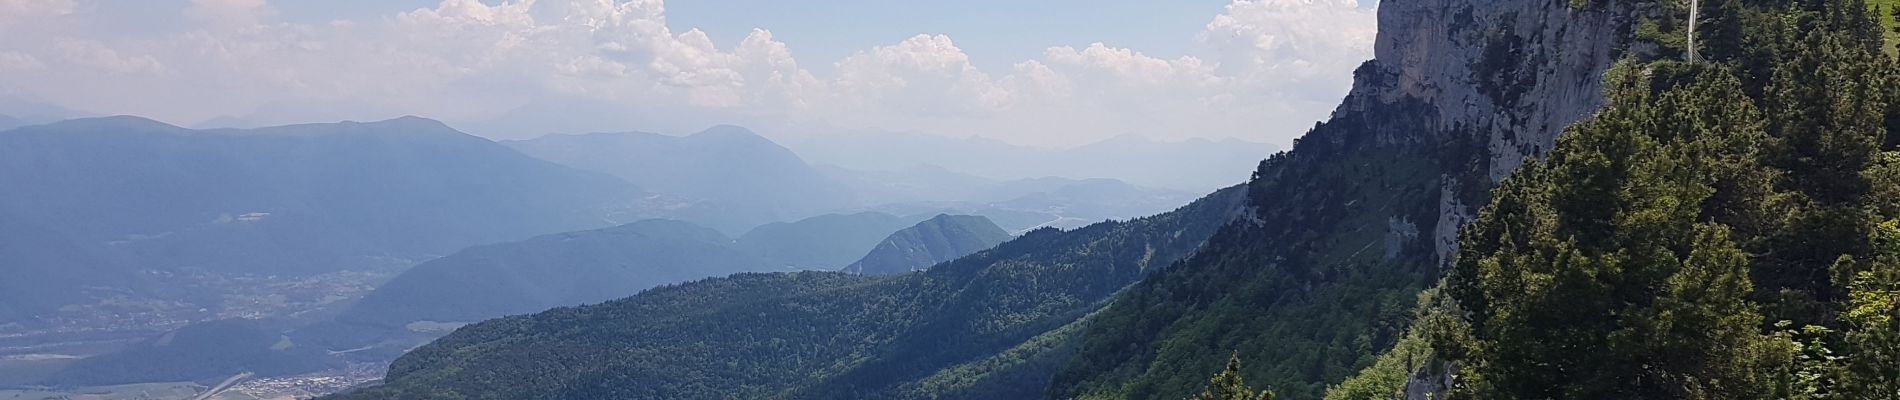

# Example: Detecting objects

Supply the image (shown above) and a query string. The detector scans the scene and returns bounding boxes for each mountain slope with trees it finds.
[334,219,777,330]
[1324,0,1900,397]
[321,0,1900,398]
[325,185,1247,400]
[737,212,919,269]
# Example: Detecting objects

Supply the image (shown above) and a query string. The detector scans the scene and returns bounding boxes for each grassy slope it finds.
[1879,0,1899,55]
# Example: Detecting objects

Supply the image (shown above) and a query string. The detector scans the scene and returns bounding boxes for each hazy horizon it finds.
[0,0,1377,147]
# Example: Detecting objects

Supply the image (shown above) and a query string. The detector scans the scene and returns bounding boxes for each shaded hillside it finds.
[0,116,649,322]
[737,212,918,269]
[335,219,776,329]
[844,214,1013,275]
[325,185,1247,400]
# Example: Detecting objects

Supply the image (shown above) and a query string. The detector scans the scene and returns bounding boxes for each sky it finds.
[0,0,1379,147]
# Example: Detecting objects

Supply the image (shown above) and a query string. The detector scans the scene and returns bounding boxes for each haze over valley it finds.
[6,0,1897,399]
[0,113,1236,397]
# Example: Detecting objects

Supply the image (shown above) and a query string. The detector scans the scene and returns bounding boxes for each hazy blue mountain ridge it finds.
[844,214,1014,276]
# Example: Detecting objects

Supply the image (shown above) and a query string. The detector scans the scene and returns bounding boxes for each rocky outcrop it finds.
[1403,358,1457,400]
[1349,0,1640,267]
[1358,0,1647,392]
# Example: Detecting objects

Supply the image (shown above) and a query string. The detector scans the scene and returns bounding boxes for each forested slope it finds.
[1325,0,1900,398]
[326,185,1246,399]
[1047,0,1643,395]
[325,0,1900,398]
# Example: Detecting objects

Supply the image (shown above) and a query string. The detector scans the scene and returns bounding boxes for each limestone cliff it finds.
[1357,0,1641,262]
[1354,0,1648,397]
[1050,0,1651,397]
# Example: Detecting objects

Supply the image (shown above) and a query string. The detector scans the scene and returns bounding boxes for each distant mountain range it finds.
[0,95,90,130]
[820,164,1201,232]
[338,212,930,331]
[505,126,856,233]
[737,212,923,269]
[0,116,653,322]
[0,115,1211,328]
[0,113,1277,391]
[790,131,1277,193]
[335,219,778,330]
[0,114,21,131]
[843,214,1013,276]
[327,186,1249,400]
[51,212,995,386]
[505,126,1207,235]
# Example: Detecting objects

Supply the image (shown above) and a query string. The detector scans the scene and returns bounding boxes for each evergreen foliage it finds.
[324,0,1900,398]
[1323,0,1900,397]
[1444,62,1790,399]
[323,186,1248,400]
[1196,354,1278,400]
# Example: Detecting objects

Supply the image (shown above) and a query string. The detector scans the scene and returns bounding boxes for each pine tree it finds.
[1445,63,1787,400]
[1837,220,1900,396]
[1195,353,1276,400]
[1756,8,1891,321]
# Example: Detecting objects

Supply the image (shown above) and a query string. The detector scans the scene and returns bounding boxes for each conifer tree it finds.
[1756,6,1892,321]
[1195,353,1277,400]
[1837,220,1900,396]
[1446,64,1787,400]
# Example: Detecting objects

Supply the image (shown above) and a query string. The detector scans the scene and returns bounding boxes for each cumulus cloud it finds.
[1204,0,1378,100]
[0,0,74,22]
[0,0,1377,145]
[0,51,44,73]
[184,0,274,29]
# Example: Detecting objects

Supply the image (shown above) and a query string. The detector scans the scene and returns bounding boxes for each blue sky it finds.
[662,0,1231,73]
[0,0,1379,146]
[260,0,1232,72]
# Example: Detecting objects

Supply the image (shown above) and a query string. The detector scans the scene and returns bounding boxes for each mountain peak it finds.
[690,124,766,141]
[240,116,468,138]
[1099,133,1153,143]
[24,115,187,134]
[842,214,1013,275]
[358,115,458,133]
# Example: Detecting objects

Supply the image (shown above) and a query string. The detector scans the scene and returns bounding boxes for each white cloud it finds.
[1203,0,1376,100]
[0,51,44,73]
[0,0,74,22]
[56,39,166,76]
[185,0,275,29]
[0,0,1377,146]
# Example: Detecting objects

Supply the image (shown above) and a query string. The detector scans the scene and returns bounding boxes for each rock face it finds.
[1050,0,1648,397]
[1403,358,1458,400]
[842,214,1014,275]
[1358,0,1637,260]
[1363,0,1643,394]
